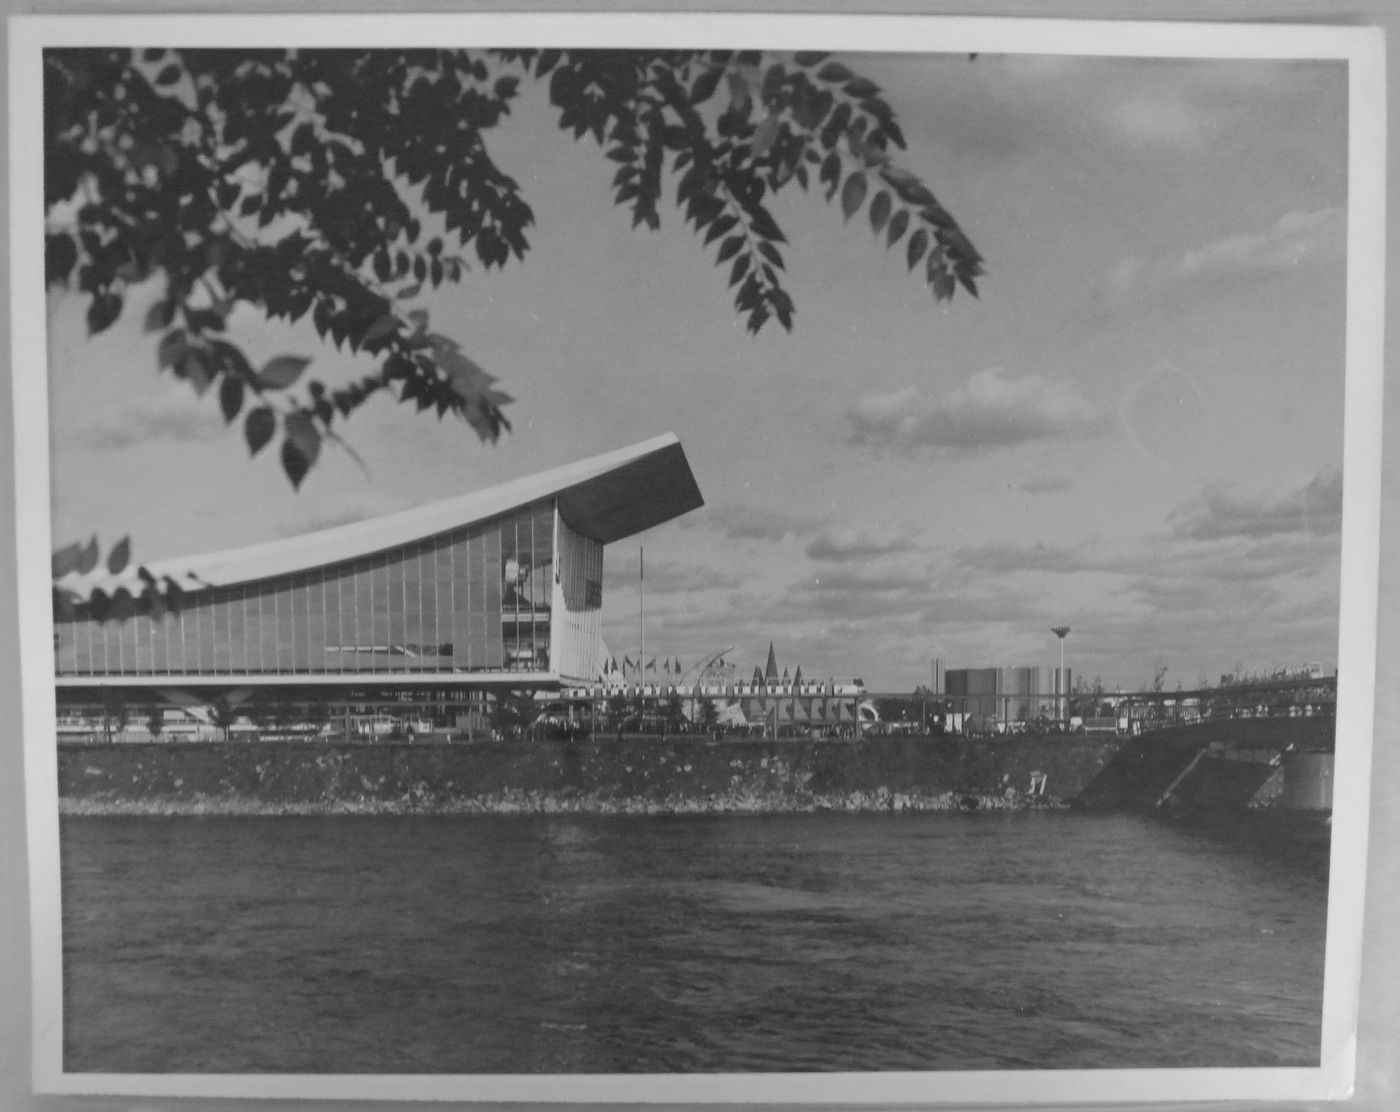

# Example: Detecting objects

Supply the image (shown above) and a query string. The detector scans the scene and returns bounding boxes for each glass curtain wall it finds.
[55,503,557,678]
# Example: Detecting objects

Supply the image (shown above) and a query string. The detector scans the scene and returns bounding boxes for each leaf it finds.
[143,299,174,333]
[716,234,744,264]
[105,536,131,576]
[840,172,867,222]
[886,208,909,247]
[179,349,213,396]
[928,260,956,301]
[747,204,786,244]
[219,374,245,423]
[144,581,166,622]
[726,69,751,114]
[752,114,780,158]
[703,213,738,246]
[280,439,315,489]
[154,63,181,86]
[244,406,276,456]
[284,409,321,459]
[52,587,77,622]
[817,61,855,84]
[51,541,84,579]
[690,65,723,105]
[75,535,100,576]
[257,355,310,390]
[45,233,77,285]
[535,49,562,78]
[728,252,749,288]
[868,190,892,234]
[156,329,188,370]
[361,312,400,345]
[793,52,830,67]
[184,306,226,333]
[86,291,123,336]
[906,228,928,271]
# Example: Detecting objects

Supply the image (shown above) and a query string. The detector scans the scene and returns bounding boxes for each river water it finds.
[60,810,1327,1073]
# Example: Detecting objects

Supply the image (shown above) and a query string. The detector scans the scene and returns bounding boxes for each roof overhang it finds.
[555,437,703,544]
[59,434,703,593]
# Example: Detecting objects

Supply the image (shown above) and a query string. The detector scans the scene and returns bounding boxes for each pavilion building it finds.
[53,434,703,718]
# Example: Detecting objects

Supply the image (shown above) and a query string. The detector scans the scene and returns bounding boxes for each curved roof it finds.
[68,434,703,593]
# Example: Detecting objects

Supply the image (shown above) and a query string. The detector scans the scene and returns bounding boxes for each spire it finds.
[765,641,779,682]
[752,665,764,687]
[793,665,803,688]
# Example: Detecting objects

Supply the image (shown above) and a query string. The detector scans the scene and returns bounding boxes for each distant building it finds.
[586,641,869,734]
[941,665,1070,728]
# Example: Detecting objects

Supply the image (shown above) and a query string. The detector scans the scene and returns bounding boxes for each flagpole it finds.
[639,546,645,698]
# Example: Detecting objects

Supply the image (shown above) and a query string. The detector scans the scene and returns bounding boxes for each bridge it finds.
[867,674,1336,734]
[1071,714,1336,814]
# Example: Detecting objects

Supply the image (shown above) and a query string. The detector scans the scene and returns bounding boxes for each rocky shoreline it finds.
[57,735,1115,818]
[59,784,1066,818]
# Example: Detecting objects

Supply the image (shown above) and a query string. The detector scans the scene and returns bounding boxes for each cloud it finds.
[1120,573,1283,615]
[1020,477,1072,495]
[953,541,1092,575]
[1100,208,1344,305]
[1109,96,1220,148]
[699,504,824,543]
[84,389,224,450]
[1171,466,1343,541]
[788,566,936,621]
[846,369,1101,453]
[605,558,743,597]
[804,530,918,563]
[1174,207,1343,280]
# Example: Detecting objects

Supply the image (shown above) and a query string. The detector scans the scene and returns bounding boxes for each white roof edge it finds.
[63,434,684,593]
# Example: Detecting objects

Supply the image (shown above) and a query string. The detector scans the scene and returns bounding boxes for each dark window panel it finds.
[198,597,217,673]
[228,588,246,674]
[307,574,326,673]
[292,575,310,671]
[258,587,277,674]
[372,554,393,668]
[211,591,232,673]
[274,577,296,672]
[149,611,167,674]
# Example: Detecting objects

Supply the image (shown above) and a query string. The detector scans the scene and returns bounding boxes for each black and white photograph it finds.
[4,10,1391,1107]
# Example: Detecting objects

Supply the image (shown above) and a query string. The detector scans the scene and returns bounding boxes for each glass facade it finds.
[55,502,564,679]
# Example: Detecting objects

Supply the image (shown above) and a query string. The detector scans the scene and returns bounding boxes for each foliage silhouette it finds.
[47,47,982,617]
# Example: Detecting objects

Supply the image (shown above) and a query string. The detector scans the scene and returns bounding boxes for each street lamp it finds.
[1051,626,1071,725]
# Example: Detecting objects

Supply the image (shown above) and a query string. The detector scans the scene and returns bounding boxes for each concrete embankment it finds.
[57,734,1121,816]
[1073,717,1335,812]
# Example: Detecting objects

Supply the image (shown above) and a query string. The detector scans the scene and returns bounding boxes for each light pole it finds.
[1051,626,1070,725]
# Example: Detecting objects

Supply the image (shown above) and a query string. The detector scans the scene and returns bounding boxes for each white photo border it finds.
[11,11,1386,1104]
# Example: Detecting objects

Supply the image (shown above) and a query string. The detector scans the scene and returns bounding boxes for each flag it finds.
[647,657,656,672]
[663,658,671,674]
[610,655,618,673]
[624,655,633,672]
[674,656,681,674]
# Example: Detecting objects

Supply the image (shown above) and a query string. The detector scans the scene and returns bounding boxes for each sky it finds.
[44,50,1350,693]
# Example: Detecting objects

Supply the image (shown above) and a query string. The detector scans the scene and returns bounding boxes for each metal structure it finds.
[1051,626,1071,722]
